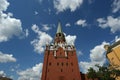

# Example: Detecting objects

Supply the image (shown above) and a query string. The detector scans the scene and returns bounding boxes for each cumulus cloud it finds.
[54,0,83,12]
[80,62,98,73]
[0,71,6,77]
[17,63,43,80]
[97,16,120,33]
[79,42,109,73]
[112,0,120,13]
[0,0,9,12]
[0,51,16,63]
[75,19,87,27]
[65,35,77,45]
[0,0,28,42]
[31,24,53,54]
[41,24,51,31]
[65,23,71,27]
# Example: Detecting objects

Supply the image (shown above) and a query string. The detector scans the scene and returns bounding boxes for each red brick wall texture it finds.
[41,46,82,80]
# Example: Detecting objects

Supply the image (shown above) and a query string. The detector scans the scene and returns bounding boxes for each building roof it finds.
[57,22,62,33]
[107,40,120,53]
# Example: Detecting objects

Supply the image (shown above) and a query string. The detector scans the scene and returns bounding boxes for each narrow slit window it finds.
[66,63,68,66]
[61,62,63,66]
[61,69,62,72]
[57,63,59,66]
[49,62,51,66]
[60,53,62,55]
[71,62,73,66]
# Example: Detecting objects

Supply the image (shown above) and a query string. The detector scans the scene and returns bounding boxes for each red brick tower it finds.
[41,22,82,80]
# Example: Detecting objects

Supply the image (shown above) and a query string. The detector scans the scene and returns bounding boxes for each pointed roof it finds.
[57,22,62,33]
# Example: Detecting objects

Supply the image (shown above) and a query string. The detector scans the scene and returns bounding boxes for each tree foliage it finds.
[87,67,97,80]
[87,65,120,80]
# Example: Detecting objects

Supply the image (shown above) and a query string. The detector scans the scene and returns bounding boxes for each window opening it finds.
[61,63,63,66]
[71,62,73,66]
[57,63,59,66]
[61,69,63,72]
[49,62,51,66]
[66,63,68,66]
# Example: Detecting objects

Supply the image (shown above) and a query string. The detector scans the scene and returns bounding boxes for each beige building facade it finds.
[105,41,120,80]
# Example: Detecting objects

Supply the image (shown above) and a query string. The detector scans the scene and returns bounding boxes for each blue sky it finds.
[0,0,120,80]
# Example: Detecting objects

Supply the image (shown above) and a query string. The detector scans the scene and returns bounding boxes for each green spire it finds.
[57,22,62,33]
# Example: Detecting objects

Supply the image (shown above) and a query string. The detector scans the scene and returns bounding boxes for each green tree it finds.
[96,65,114,80]
[87,67,97,80]
[87,65,120,80]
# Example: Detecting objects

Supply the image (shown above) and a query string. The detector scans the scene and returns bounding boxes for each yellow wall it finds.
[107,45,120,80]
[116,77,120,80]
[107,52,120,67]
[113,45,120,61]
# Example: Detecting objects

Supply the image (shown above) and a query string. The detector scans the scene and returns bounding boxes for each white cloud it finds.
[34,11,38,15]
[0,0,28,42]
[97,16,120,33]
[79,42,109,73]
[17,63,43,80]
[80,62,98,73]
[112,0,120,13]
[0,0,9,12]
[42,24,51,31]
[90,42,107,62]
[65,23,71,27]
[0,71,6,77]
[77,50,83,56]
[0,51,16,63]
[31,24,53,54]
[115,36,120,42]
[25,29,29,37]
[54,0,83,12]
[75,19,87,27]
[65,35,76,45]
